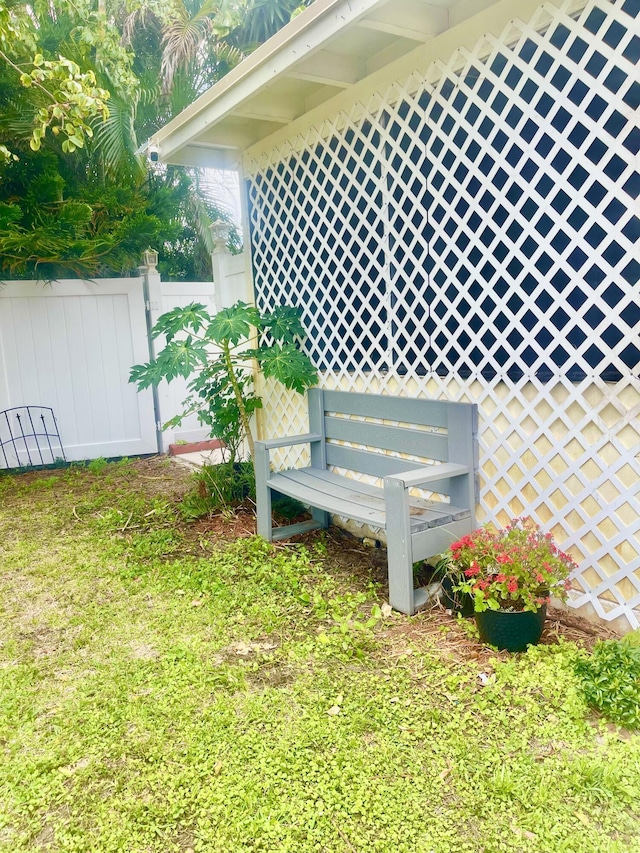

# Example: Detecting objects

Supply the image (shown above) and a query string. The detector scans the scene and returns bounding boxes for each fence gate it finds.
[0,279,158,464]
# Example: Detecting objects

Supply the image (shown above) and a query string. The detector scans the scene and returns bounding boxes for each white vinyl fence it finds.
[0,277,158,463]
[0,247,249,466]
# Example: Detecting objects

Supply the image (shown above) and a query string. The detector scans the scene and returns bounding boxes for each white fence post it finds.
[210,221,252,308]
[138,249,164,453]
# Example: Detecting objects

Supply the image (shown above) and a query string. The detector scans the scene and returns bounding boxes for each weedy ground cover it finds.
[0,459,639,853]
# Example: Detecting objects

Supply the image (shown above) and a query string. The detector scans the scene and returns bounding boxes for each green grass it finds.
[1,460,639,852]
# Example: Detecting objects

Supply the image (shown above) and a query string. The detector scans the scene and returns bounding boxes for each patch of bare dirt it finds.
[182,505,257,543]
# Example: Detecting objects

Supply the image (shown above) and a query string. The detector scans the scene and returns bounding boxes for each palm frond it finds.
[92,97,145,180]
[160,0,215,93]
[159,0,245,93]
[211,40,245,67]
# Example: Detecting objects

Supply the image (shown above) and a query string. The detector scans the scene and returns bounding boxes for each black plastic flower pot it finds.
[440,575,475,617]
[475,605,547,652]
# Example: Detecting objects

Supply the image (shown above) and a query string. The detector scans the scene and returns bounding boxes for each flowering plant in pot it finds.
[449,518,577,650]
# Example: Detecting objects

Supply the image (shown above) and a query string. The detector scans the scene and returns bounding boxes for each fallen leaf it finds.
[575,811,590,826]
[512,825,537,840]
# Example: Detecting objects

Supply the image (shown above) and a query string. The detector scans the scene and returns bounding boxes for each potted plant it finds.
[448,518,576,651]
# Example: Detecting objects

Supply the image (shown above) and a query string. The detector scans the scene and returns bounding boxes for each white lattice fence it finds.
[248,0,640,631]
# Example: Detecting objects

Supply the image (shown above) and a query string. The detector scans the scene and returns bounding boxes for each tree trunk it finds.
[222,339,255,460]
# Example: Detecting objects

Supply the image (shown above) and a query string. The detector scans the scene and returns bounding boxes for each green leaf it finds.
[206,301,261,345]
[255,343,317,393]
[151,303,212,342]
[263,305,306,343]
[129,339,209,388]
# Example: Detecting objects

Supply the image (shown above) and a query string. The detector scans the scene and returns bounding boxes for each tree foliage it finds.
[130,300,318,461]
[0,1,116,161]
[0,0,313,280]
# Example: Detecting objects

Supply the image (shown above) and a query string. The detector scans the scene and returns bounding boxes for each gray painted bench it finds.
[255,389,478,615]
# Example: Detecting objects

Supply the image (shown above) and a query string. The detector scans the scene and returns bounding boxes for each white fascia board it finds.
[151,0,392,164]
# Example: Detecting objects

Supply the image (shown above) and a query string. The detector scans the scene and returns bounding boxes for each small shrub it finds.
[87,457,108,475]
[180,461,256,518]
[271,492,307,520]
[574,633,640,730]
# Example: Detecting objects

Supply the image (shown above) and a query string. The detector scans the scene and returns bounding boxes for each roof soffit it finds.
[150,0,560,169]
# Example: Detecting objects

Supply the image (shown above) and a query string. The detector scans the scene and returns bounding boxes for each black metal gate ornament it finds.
[0,406,66,469]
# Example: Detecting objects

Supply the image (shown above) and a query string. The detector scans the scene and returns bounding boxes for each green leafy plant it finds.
[430,554,475,616]
[450,517,577,613]
[574,633,640,730]
[87,456,108,475]
[180,459,256,517]
[130,300,317,462]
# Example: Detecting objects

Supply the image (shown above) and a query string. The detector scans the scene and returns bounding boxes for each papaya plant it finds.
[129,300,317,462]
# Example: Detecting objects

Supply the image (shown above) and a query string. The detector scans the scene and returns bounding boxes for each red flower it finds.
[447,519,575,613]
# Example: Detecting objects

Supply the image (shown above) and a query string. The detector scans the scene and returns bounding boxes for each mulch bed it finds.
[185,502,621,658]
[4,456,619,659]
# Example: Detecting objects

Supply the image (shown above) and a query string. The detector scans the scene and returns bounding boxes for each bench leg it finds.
[384,478,416,615]
[254,441,273,541]
[311,508,330,529]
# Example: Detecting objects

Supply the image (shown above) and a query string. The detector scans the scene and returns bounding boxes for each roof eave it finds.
[149,0,392,165]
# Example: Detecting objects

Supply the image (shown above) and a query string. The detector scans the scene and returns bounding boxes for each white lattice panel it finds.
[247,0,640,631]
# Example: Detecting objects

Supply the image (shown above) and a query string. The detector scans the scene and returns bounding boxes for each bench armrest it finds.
[255,433,323,451]
[384,462,470,489]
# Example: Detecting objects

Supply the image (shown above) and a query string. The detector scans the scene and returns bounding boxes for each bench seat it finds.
[269,468,472,533]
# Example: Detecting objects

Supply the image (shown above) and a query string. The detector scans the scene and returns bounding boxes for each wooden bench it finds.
[255,389,478,615]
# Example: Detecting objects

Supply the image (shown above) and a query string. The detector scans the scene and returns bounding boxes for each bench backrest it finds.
[308,388,478,503]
